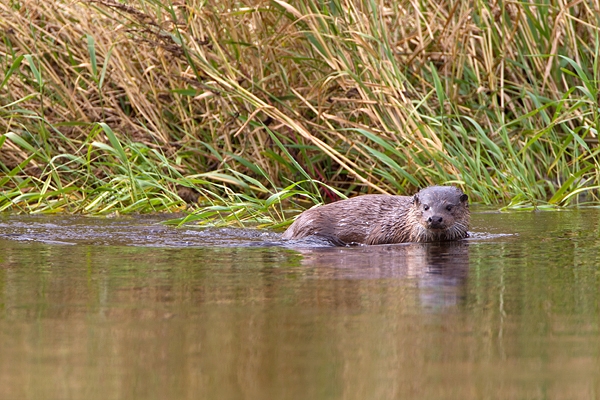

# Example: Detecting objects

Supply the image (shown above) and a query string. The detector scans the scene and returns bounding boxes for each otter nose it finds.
[428,215,444,228]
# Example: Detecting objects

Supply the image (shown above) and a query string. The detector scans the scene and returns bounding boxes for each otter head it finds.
[412,186,469,241]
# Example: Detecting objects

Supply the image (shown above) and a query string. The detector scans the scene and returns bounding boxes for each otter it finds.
[282,186,469,246]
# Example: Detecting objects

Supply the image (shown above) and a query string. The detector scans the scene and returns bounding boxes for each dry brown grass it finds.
[1,0,599,216]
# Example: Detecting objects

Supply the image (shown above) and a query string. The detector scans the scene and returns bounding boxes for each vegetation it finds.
[1,0,599,225]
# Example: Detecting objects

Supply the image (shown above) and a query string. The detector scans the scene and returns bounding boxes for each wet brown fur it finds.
[282,186,469,246]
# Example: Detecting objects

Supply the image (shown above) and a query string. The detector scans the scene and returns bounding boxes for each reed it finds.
[1,0,599,224]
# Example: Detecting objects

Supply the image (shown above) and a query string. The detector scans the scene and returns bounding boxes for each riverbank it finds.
[1,0,598,224]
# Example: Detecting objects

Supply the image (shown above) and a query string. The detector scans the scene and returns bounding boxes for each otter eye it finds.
[423,205,430,211]
[446,205,453,212]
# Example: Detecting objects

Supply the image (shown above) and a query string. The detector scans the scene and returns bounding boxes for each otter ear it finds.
[413,194,420,204]
[460,194,468,203]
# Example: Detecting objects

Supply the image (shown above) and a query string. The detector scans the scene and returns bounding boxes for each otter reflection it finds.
[293,241,470,310]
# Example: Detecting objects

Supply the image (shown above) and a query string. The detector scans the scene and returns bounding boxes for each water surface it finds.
[1,209,600,399]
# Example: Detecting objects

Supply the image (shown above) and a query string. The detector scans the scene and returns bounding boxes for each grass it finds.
[1,0,599,226]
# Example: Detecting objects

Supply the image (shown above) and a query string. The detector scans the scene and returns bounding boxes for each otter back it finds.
[282,186,469,246]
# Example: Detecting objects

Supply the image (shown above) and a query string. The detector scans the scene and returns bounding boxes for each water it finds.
[1,209,600,399]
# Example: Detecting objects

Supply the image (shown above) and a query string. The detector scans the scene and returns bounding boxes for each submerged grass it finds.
[1,0,599,225]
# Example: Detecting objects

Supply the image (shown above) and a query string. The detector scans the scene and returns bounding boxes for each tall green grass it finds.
[1,0,599,225]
